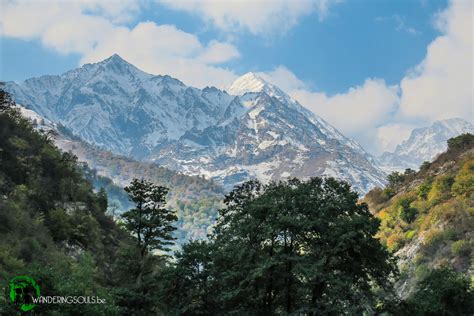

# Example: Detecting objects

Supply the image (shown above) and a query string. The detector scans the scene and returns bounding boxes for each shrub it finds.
[417,180,432,200]
[400,206,418,224]
[442,228,457,241]
[396,196,418,223]
[405,230,416,240]
[422,229,444,250]
[382,187,395,199]
[420,161,431,172]
[451,240,471,258]
[365,187,388,206]
[407,267,474,315]
[386,232,405,252]
[422,227,457,256]
[415,264,430,280]
[387,171,405,188]
[447,133,474,152]
[451,159,474,197]
[413,254,424,265]
[428,175,454,204]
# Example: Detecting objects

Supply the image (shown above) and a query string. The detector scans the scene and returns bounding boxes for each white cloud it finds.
[375,123,415,152]
[160,0,340,36]
[197,41,241,64]
[260,0,472,155]
[258,66,308,92]
[289,79,400,154]
[0,0,239,88]
[398,0,473,123]
[375,15,421,35]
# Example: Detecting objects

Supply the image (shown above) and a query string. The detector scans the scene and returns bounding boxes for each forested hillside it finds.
[1,87,472,314]
[365,134,474,297]
[33,117,225,244]
[0,90,134,314]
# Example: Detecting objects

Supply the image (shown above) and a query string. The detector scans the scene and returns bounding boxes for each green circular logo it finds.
[8,276,41,312]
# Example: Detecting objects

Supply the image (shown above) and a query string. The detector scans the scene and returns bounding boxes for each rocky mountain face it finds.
[5,55,386,193]
[378,118,474,172]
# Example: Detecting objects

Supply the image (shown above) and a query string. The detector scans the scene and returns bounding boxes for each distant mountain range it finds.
[378,118,474,172]
[5,54,387,193]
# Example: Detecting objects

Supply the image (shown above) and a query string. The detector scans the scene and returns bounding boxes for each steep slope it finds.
[0,94,131,314]
[5,56,386,193]
[153,73,386,192]
[16,105,224,243]
[378,118,474,172]
[6,54,232,158]
[365,134,474,296]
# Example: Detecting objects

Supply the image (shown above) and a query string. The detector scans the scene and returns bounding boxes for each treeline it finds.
[1,88,473,314]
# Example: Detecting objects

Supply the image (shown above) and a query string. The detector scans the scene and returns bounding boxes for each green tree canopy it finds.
[163,178,397,315]
[123,178,177,257]
[406,267,474,315]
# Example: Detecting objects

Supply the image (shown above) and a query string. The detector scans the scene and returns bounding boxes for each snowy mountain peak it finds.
[5,58,387,194]
[378,117,474,172]
[96,54,142,70]
[227,72,301,112]
[78,54,151,82]
[395,118,473,154]
[227,72,272,96]
[105,53,126,62]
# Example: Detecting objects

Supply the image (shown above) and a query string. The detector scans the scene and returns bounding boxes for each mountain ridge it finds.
[378,118,474,172]
[5,54,386,193]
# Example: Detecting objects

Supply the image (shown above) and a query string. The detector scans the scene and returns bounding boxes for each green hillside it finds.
[365,134,474,296]
[0,90,134,314]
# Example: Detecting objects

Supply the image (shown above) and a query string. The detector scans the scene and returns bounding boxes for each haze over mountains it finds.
[5,54,470,193]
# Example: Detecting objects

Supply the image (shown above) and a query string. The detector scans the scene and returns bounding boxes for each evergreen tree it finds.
[188,178,398,314]
[160,240,216,315]
[122,178,177,285]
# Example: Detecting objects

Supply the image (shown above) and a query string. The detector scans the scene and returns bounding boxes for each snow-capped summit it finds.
[5,55,231,155]
[395,118,473,158]
[227,72,292,103]
[227,72,270,95]
[378,118,474,172]
[5,55,387,193]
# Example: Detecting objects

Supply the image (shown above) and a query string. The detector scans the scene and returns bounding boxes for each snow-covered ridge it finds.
[378,118,474,172]
[5,54,387,194]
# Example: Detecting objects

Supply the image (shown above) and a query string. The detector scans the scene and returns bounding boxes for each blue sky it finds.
[0,0,471,154]
[2,0,446,93]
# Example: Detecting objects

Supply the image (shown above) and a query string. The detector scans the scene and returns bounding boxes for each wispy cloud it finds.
[375,14,421,35]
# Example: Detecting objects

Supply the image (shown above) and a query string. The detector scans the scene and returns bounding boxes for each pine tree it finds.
[122,178,177,286]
